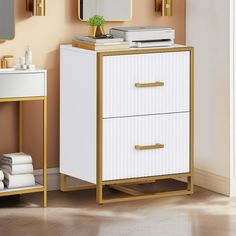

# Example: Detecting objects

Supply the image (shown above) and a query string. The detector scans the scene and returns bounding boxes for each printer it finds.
[110,26,175,48]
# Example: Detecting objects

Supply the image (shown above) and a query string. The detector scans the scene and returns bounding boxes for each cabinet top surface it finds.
[0,69,47,75]
[60,44,193,55]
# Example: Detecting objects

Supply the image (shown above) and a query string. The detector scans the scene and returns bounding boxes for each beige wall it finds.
[0,0,186,169]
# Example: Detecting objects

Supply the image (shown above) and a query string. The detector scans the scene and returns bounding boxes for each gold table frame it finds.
[0,96,47,207]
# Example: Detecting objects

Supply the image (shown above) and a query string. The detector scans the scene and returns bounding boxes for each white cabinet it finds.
[60,45,193,204]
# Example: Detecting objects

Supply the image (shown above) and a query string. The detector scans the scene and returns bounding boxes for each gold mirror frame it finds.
[0,0,15,42]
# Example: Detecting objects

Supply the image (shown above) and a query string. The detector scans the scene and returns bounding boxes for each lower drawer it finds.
[103,113,190,181]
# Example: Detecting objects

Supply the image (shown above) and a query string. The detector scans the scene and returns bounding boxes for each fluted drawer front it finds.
[103,113,190,181]
[103,51,190,118]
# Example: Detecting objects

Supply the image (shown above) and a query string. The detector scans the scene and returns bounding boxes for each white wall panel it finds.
[186,0,230,178]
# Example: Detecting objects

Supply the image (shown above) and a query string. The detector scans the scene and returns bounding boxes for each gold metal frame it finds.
[155,0,173,16]
[0,96,47,207]
[26,0,46,16]
[60,46,194,204]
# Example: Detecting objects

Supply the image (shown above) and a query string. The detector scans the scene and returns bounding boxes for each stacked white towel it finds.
[1,152,35,189]
[0,170,4,190]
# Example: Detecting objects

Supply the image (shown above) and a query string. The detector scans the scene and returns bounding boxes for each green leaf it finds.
[87,15,105,26]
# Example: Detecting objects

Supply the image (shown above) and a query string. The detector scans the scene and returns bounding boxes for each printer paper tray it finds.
[133,41,174,48]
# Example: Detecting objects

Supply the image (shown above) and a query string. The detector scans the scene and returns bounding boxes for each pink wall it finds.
[0,0,186,169]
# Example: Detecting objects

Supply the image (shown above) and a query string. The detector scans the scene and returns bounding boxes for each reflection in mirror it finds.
[79,0,132,21]
[0,0,15,41]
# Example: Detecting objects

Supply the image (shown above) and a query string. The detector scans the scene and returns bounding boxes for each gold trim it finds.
[43,97,47,207]
[97,46,194,203]
[96,53,103,204]
[61,173,190,190]
[101,189,190,204]
[190,47,194,193]
[98,47,193,57]
[0,186,44,197]
[0,96,45,103]
[19,101,23,152]
[60,174,96,192]
[62,184,96,192]
[135,143,164,151]
[109,185,143,196]
[103,173,191,185]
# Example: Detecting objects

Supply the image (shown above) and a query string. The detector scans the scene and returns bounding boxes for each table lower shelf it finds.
[0,183,44,197]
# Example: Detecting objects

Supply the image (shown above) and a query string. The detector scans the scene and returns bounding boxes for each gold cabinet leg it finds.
[96,120,103,204]
[187,176,194,193]
[96,53,103,204]
[96,127,103,204]
[19,101,23,152]
[43,98,47,207]
[60,174,67,191]
[96,182,103,204]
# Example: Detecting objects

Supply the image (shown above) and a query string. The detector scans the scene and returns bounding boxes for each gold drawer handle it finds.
[135,81,164,88]
[135,143,165,151]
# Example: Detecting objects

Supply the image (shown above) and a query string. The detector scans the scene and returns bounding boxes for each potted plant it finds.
[87,15,105,38]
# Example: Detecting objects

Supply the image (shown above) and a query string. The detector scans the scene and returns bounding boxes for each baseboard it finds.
[36,168,231,195]
[194,168,230,196]
[230,177,236,196]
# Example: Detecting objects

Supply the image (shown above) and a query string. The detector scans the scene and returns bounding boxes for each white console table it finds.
[0,69,47,207]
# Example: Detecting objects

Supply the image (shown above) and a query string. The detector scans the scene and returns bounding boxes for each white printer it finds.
[110,26,175,48]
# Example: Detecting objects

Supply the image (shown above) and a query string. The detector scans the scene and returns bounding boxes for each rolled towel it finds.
[1,152,32,165]
[0,170,3,181]
[3,171,35,189]
[1,164,33,175]
[0,181,4,190]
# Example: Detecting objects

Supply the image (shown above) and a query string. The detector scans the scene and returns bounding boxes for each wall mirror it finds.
[79,0,132,21]
[0,0,15,42]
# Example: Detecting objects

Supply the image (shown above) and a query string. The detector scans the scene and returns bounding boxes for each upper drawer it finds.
[0,72,46,99]
[103,51,190,118]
